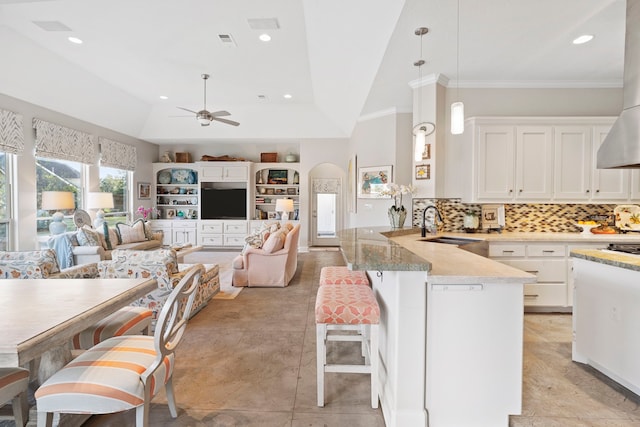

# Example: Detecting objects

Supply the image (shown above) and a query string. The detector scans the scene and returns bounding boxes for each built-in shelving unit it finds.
[254,163,300,220]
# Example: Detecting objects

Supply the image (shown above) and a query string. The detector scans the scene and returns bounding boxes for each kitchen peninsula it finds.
[339,228,535,427]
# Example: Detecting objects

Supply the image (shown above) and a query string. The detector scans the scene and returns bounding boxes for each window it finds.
[99,166,130,226]
[0,152,9,250]
[36,157,83,236]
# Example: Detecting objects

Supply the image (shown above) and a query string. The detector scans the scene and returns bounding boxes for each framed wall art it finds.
[422,143,431,160]
[267,169,288,184]
[137,182,150,199]
[416,164,431,180]
[357,165,392,198]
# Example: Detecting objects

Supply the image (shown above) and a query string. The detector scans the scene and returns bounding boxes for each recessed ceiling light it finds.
[283,94,292,99]
[573,34,594,45]
[159,95,168,100]
[67,36,83,44]
[259,33,271,42]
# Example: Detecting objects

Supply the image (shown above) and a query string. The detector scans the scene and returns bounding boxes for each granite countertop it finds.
[338,227,535,285]
[570,249,640,272]
[431,230,640,244]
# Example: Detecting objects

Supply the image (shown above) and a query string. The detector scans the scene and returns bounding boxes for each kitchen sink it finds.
[422,236,482,245]
[420,236,488,257]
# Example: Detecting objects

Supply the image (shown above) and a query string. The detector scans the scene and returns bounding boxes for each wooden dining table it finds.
[0,277,158,369]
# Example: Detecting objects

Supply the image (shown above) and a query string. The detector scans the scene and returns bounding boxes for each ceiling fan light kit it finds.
[177,73,240,127]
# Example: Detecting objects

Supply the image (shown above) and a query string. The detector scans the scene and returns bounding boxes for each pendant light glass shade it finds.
[414,130,426,162]
[451,101,465,135]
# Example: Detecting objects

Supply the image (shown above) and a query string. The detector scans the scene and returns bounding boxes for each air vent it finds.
[218,34,237,47]
[247,18,280,30]
[32,21,72,31]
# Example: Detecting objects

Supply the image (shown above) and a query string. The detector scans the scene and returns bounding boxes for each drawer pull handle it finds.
[524,294,539,298]
[542,250,555,254]
[502,250,514,254]
[525,270,539,274]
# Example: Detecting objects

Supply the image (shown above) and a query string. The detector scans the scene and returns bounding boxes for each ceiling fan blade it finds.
[212,117,240,127]
[209,110,231,117]
[177,106,197,114]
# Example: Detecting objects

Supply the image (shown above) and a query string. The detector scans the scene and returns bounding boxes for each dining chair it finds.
[0,367,30,427]
[35,264,205,427]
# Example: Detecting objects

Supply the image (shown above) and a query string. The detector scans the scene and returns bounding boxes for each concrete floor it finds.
[4,250,640,426]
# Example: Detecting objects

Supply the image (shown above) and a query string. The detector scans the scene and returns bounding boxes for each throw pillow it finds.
[76,225,101,247]
[115,219,148,244]
[96,222,118,250]
[262,230,285,253]
[244,231,263,249]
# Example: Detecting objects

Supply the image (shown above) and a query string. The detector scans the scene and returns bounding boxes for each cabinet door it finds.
[592,125,630,200]
[200,166,224,181]
[224,166,248,181]
[515,126,553,200]
[554,126,591,200]
[173,228,197,245]
[631,171,640,200]
[477,126,515,200]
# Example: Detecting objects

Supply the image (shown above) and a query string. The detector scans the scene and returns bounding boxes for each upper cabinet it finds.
[198,162,250,182]
[461,117,629,203]
[253,163,300,220]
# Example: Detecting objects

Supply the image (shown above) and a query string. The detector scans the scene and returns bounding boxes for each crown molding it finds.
[408,73,449,89]
[357,107,412,123]
[447,79,623,89]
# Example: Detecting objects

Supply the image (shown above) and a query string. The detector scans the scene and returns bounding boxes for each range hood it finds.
[597,0,640,169]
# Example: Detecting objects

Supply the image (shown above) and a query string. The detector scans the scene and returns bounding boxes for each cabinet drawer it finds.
[224,222,248,234]
[224,235,245,246]
[200,167,223,180]
[488,244,526,257]
[523,283,567,306]
[526,244,566,257]
[201,235,223,246]
[172,221,196,229]
[499,259,566,283]
[201,223,223,233]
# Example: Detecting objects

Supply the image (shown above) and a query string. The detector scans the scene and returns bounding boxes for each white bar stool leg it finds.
[370,324,379,409]
[316,323,326,407]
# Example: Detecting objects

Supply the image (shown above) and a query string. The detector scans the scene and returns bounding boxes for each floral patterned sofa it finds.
[58,248,219,330]
[0,249,80,279]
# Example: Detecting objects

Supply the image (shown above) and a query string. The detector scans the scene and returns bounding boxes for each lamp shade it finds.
[275,198,294,213]
[41,191,75,210]
[87,192,114,209]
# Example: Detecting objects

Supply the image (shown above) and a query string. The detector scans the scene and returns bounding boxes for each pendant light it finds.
[451,0,465,135]
[413,27,435,162]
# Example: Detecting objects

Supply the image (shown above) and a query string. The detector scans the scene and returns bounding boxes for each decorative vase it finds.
[388,206,407,229]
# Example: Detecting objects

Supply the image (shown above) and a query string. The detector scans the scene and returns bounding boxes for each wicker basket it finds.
[260,152,278,162]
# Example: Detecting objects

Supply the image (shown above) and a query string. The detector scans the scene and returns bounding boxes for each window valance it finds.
[33,118,96,164]
[99,137,137,171]
[0,109,25,154]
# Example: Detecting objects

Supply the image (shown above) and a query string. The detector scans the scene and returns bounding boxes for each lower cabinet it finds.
[148,220,197,246]
[489,242,568,310]
[199,220,247,247]
[489,241,610,311]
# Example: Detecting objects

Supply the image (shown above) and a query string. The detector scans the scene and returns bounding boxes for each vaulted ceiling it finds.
[0,0,625,145]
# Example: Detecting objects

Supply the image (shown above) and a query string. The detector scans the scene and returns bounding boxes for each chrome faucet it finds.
[422,205,444,237]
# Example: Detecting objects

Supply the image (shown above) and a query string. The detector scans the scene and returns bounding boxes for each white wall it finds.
[0,93,157,250]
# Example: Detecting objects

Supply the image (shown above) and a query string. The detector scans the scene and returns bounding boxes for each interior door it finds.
[311,178,341,246]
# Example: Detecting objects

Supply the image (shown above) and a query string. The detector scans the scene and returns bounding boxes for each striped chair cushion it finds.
[36,336,173,414]
[72,307,153,350]
[319,266,370,286]
[315,284,380,325]
[0,367,29,399]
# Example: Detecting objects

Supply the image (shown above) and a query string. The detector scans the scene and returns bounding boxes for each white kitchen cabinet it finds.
[477,126,515,200]
[199,163,249,182]
[516,126,554,200]
[199,220,247,247]
[553,126,592,200]
[591,125,630,200]
[489,242,569,310]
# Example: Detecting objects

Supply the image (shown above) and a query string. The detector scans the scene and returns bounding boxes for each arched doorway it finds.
[309,164,344,247]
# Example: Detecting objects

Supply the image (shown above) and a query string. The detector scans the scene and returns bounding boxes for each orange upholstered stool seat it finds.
[319,266,370,286]
[315,283,380,408]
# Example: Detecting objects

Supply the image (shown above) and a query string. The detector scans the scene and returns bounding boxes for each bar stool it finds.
[0,367,30,427]
[319,266,370,286]
[315,284,380,408]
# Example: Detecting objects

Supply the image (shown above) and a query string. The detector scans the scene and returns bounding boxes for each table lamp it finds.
[87,192,114,228]
[275,198,294,221]
[41,191,75,235]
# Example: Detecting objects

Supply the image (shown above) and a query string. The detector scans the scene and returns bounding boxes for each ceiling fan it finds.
[177,74,239,127]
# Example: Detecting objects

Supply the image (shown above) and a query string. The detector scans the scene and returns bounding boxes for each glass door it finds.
[311,178,340,246]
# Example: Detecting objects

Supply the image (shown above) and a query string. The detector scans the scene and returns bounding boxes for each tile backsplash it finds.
[412,198,617,233]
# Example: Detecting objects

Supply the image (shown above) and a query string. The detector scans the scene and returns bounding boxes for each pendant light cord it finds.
[456,0,460,100]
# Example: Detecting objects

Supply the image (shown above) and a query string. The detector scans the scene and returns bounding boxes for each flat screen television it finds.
[201,188,247,219]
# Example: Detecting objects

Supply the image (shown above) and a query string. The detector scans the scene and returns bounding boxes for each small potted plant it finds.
[381,183,415,228]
